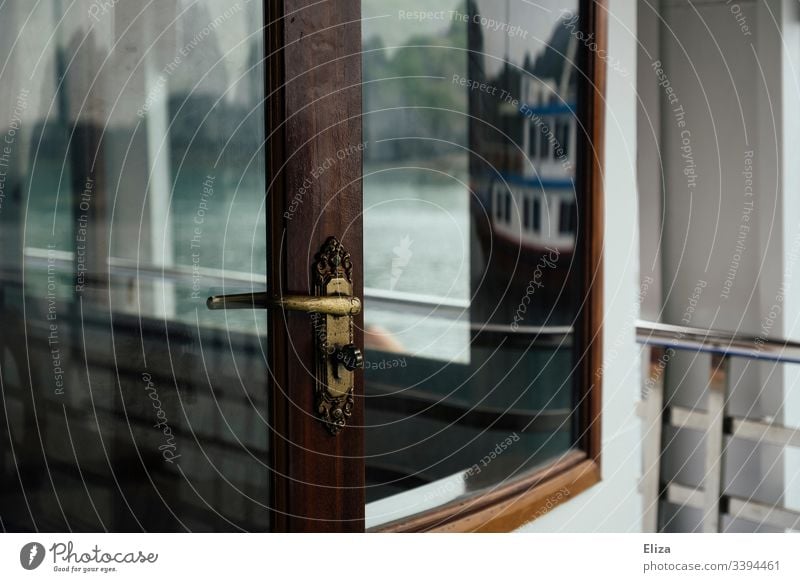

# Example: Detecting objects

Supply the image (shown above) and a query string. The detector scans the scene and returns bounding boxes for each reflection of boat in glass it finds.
[478,94,576,256]
[469,6,579,326]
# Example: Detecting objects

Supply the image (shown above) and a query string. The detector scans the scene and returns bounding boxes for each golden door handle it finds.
[205,237,360,435]
[206,291,361,316]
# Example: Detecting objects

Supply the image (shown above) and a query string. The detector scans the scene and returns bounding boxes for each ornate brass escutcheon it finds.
[206,236,363,434]
[310,237,363,434]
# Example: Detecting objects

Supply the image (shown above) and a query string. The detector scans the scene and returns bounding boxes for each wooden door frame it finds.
[266,0,365,532]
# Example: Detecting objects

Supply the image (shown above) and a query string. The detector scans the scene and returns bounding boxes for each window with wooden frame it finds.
[358,0,606,532]
[0,0,603,533]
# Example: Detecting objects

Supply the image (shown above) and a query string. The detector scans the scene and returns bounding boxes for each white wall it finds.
[775,0,800,517]
[632,0,800,531]
[517,0,643,532]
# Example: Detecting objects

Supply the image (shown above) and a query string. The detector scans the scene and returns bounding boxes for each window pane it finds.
[523,197,530,229]
[0,0,269,531]
[560,201,577,235]
[533,197,542,231]
[363,0,580,525]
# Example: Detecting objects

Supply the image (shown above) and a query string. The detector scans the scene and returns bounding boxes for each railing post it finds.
[642,346,666,533]
[702,353,728,533]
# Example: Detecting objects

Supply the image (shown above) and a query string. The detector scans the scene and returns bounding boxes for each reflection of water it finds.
[364,173,470,361]
[22,159,266,333]
[364,174,469,298]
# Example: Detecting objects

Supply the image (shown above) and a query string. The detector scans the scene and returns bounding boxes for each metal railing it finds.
[637,320,800,365]
[636,320,800,533]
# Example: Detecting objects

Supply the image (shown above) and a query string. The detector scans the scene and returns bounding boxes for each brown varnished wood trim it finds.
[577,0,606,466]
[453,460,600,533]
[266,0,288,533]
[266,0,365,532]
[373,451,599,532]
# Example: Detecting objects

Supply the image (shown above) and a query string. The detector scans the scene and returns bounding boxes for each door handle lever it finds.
[206,292,361,316]
[205,237,361,434]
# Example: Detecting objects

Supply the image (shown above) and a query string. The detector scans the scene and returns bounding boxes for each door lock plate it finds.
[311,237,363,434]
[206,236,363,435]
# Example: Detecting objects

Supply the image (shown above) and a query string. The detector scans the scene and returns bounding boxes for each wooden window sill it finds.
[373,450,601,533]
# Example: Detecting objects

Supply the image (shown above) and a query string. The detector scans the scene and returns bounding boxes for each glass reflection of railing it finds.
[21,246,574,434]
[22,246,266,289]
[21,246,574,343]
[367,290,571,348]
